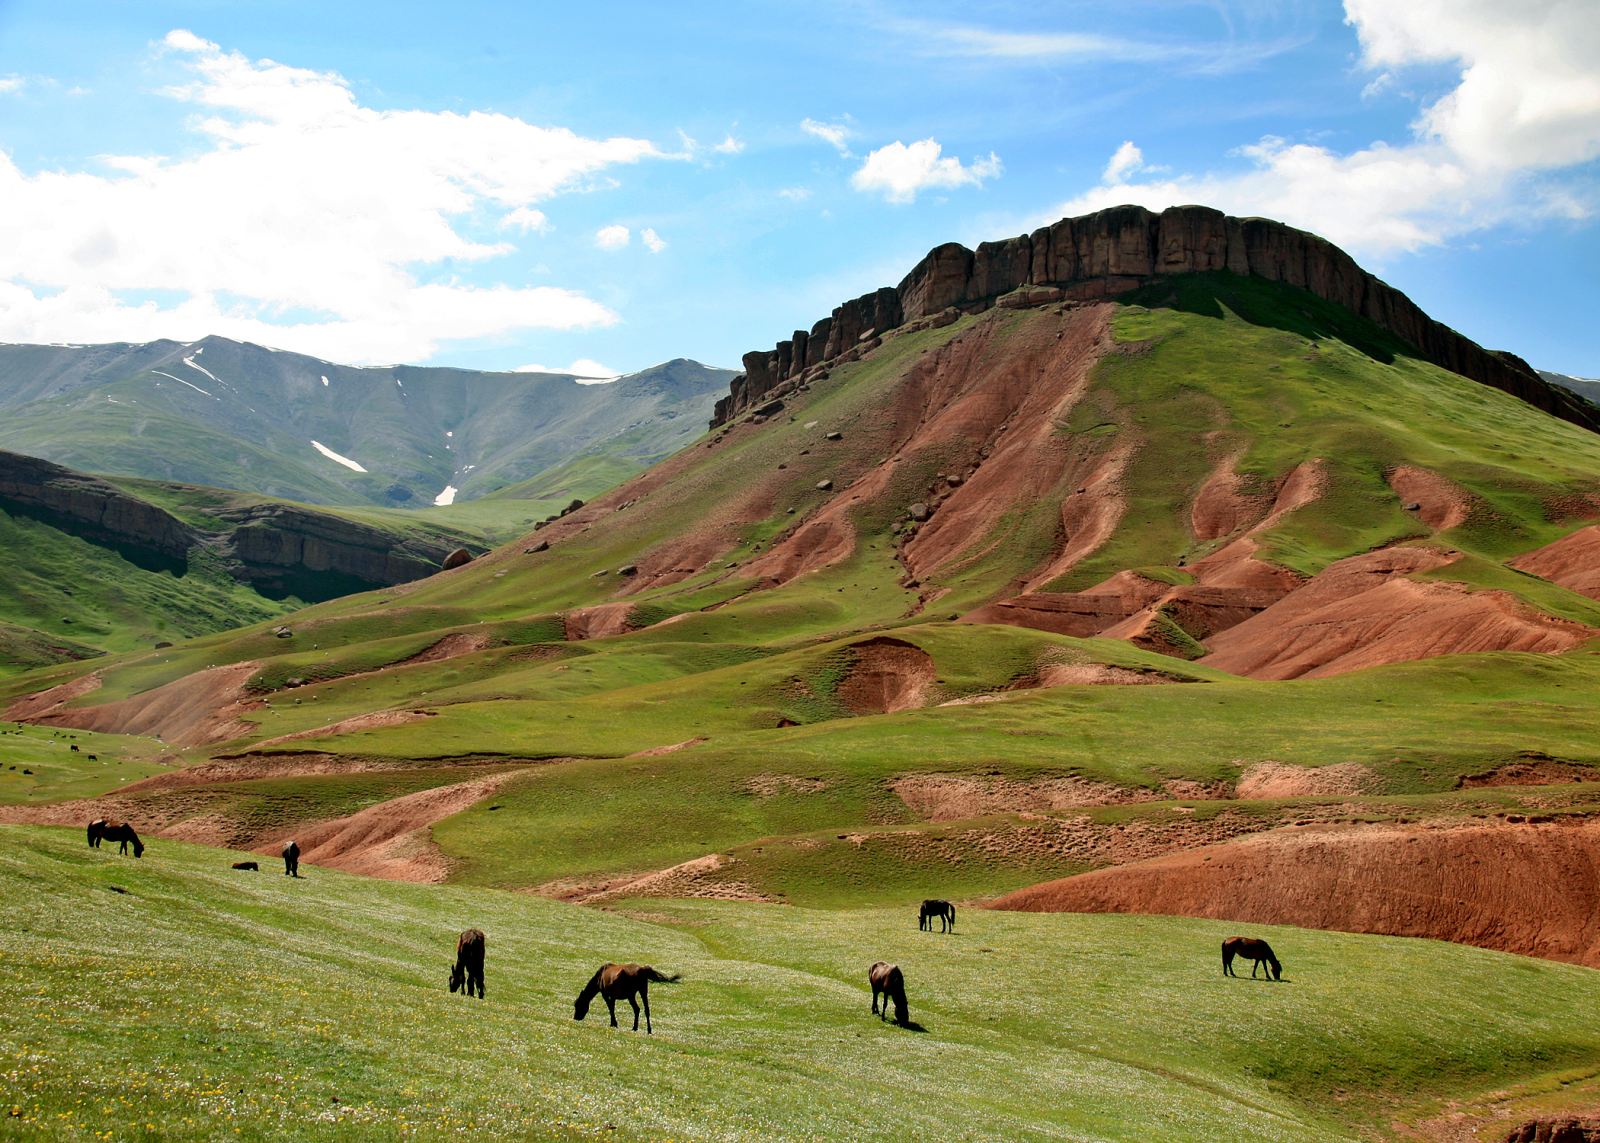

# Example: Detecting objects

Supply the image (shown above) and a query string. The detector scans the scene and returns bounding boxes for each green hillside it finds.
[6,825,1600,1141]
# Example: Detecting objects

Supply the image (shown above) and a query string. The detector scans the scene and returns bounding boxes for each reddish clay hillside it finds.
[988,818,1600,966]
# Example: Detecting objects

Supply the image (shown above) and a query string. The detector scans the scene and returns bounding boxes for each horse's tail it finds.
[643,967,681,984]
[948,902,956,928]
[1221,940,1234,973]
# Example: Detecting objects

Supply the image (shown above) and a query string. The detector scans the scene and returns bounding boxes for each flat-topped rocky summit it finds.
[712,204,1595,433]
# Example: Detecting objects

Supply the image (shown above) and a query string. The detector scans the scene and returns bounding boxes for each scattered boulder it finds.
[154,641,173,649]
[442,548,473,570]
[825,431,843,441]
[272,625,294,639]
[617,564,638,577]
[751,398,784,418]
[947,474,964,487]
[816,480,834,492]
[907,503,931,522]
[525,540,550,554]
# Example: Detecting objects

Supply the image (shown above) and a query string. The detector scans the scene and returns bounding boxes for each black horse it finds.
[87,819,143,857]
[919,899,956,933]
[282,840,300,878]
[450,929,486,999]
[869,961,910,1024]
[573,964,679,1033]
[1222,936,1282,981]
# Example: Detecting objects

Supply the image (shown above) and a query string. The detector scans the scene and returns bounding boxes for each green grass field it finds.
[5,825,1599,1141]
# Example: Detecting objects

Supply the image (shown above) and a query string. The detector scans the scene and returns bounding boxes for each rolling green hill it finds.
[6,825,1600,1141]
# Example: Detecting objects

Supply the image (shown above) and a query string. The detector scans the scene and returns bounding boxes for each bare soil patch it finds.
[1511,525,1600,602]
[989,817,1600,966]
[249,709,434,750]
[538,853,772,906]
[1234,761,1379,799]
[1388,465,1472,531]
[628,737,708,758]
[836,637,937,714]
[745,773,830,797]
[4,672,102,721]
[1458,758,1600,788]
[25,662,264,748]
[890,773,1229,822]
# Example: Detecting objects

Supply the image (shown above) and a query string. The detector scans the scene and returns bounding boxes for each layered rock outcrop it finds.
[0,449,474,600]
[711,204,1597,433]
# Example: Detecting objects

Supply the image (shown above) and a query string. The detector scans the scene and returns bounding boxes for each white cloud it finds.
[640,227,666,253]
[500,206,549,233]
[801,117,853,156]
[0,31,667,363]
[515,357,620,382]
[1053,2,1600,258]
[0,76,24,94]
[1102,141,1144,184]
[595,224,631,250]
[713,134,744,155]
[777,186,812,202]
[850,139,1002,204]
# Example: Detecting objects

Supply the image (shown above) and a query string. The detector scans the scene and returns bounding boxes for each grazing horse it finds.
[69,743,79,753]
[449,929,486,999]
[231,861,259,871]
[919,899,956,933]
[1222,936,1282,981]
[573,963,679,1033]
[87,819,143,857]
[868,962,909,1025]
[282,840,300,878]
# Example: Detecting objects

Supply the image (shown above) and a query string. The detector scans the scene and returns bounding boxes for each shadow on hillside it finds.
[1121,271,1404,367]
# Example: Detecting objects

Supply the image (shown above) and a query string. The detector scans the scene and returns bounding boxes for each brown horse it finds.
[282,840,300,878]
[449,929,486,999]
[1222,936,1282,981]
[87,819,143,857]
[573,963,679,1033]
[869,961,909,1024]
[919,899,956,933]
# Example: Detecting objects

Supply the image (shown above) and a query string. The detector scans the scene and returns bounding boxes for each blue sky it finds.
[0,0,1595,377]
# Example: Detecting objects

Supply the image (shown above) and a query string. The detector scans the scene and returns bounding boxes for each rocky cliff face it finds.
[0,449,472,600]
[712,204,1597,433]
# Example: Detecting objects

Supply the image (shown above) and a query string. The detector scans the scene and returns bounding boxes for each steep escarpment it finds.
[0,449,476,601]
[713,204,1595,433]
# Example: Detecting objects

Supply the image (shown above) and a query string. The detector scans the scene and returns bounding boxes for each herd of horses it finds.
[84,820,1285,1033]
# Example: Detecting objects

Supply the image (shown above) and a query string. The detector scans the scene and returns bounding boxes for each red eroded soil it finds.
[1511,525,1600,601]
[836,637,937,714]
[3,672,102,721]
[248,709,434,750]
[1203,546,1595,679]
[1388,465,1472,531]
[21,662,264,748]
[988,818,1600,965]
[562,602,636,641]
[277,772,517,883]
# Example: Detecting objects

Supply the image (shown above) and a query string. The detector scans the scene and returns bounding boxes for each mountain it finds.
[1542,369,1600,409]
[0,341,733,507]
[6,205,1600,975]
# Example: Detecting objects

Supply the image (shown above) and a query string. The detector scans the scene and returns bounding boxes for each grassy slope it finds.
[7,825,1600,1141]
[0,724,170,804]
[6,276,1600,901]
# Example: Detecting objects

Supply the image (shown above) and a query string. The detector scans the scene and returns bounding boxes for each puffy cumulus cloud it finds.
[1346,0,1600,171]
[595,224,631,249]
[713,134,744,155]
[1102,141,1144,184]
[0,76,24,94]
[640,227,666,253]
[1053,2,1600,258]
[851,139,1002,204]
[0,30,668,363]
[801,117,853,156]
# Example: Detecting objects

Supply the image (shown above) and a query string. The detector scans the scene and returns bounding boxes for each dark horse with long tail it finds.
[282,840,300,878]
[1222,936,1282,980]
[573,963,679,1033]
[919,899,956,933]
[87,818,143,857]
[449,929,486,999]
[869,961,909,1024]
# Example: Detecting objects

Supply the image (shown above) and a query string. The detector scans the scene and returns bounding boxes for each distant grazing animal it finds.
[282,840,300,878]
[231,861,259,871]
[919,899,956,933]
[87,754,97,762]
[449,929,486,999]
[573,963,679,1033]
[868,962,909,1025]
[69,744,79,753]
[1222,936,1282,981]
[87,819,143,858]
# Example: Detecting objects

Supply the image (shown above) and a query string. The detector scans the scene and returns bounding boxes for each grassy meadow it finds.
[5,825,1599,1141]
